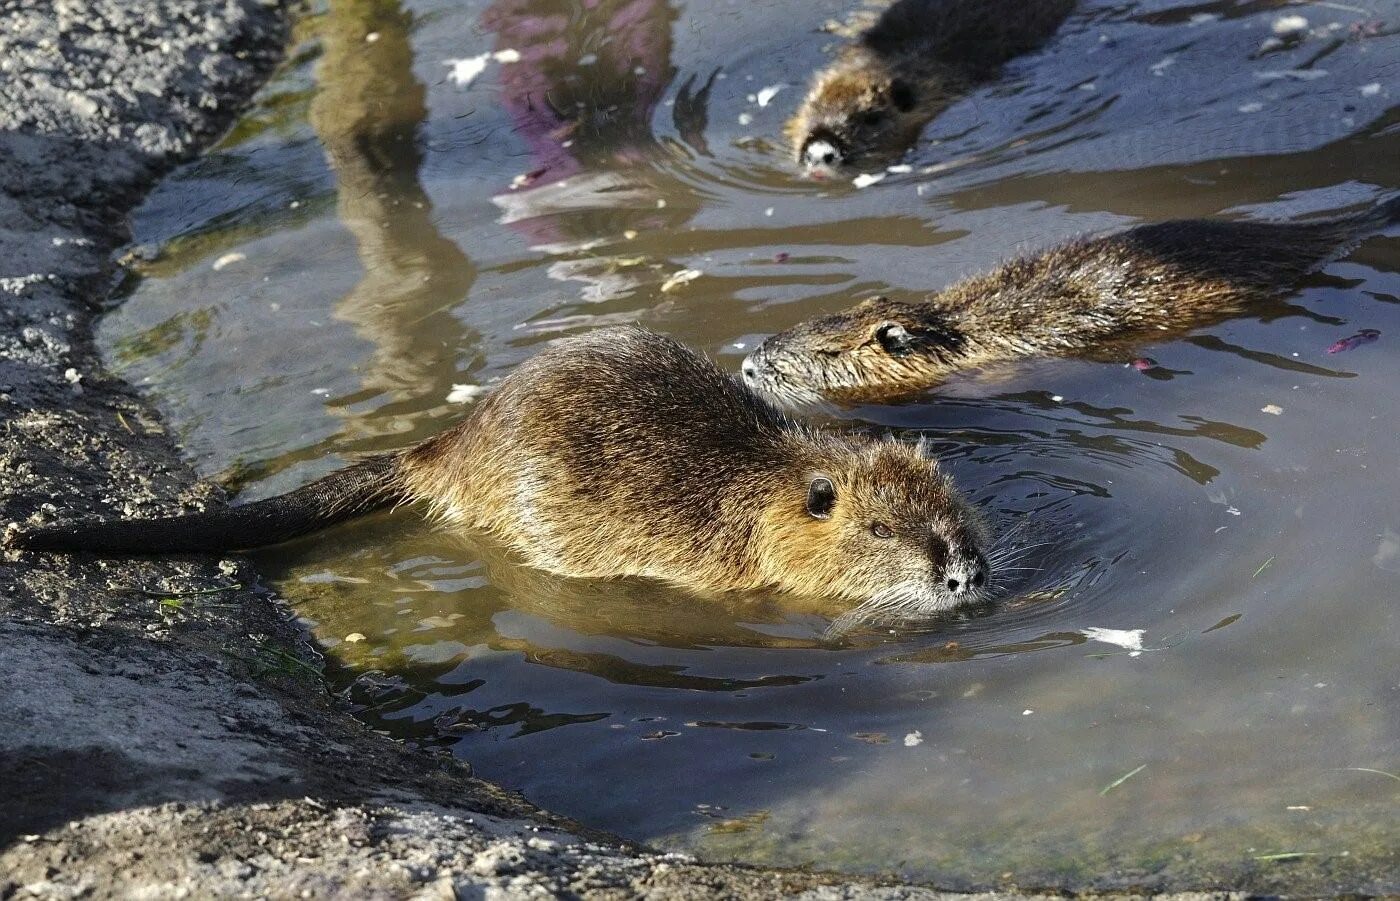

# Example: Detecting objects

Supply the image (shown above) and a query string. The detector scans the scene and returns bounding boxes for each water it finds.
[102,0,1399,891]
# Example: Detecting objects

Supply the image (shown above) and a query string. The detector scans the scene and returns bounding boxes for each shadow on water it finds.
[101,0,1400,892]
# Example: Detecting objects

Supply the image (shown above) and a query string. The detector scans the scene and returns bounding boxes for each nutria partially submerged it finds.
[788,0,1075,177]
[744,199,1400,405]
[8,328,992,615]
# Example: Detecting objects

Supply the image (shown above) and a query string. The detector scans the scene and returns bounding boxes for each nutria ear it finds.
[889,79,916,112]
[806,477,837,519]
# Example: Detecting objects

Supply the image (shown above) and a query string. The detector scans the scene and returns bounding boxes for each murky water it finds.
[102,0,1399,891]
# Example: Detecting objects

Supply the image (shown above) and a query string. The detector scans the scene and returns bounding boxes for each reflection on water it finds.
[102,0,1398,892]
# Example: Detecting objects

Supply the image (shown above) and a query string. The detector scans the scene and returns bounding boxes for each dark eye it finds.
[856,109,886,126]
[874,322,915,355]
[806,477,836,519]
[871,522,894,539]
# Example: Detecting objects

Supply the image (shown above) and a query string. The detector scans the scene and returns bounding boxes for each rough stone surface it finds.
[0,1,1266,898]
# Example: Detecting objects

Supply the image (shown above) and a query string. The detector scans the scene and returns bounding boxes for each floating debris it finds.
[212,252,246,271]
[1361,82,1382,96]
[1082,627,1145,652]
[886,164,913,174]
[344,633,366,643]
[773,252,790,263]
[1256,69,1329,81]
[660,269,702,292]
[1326,328,1380,354]
[755,84,785,107]
[1272,14,1309,35]
[493,48,521,63]
[852,732,891,744]
[852,172,886,189]
[1261,404,1283,415]
[1253,557,1275,578]
[510,168,548,190]
[444,54,489,87]
[446,384,487,404]
[903,730,924,747]
[1238,102,1264,113]
[1149,55,1176,76]
[1100,763,1148,796]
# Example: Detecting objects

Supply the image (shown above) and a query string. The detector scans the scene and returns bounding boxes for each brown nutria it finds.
[788,0,1075,178]
[743,198,1400,405]
[7,327,992,615]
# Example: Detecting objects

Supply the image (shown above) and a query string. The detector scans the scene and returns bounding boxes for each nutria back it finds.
[745,200,1400,404]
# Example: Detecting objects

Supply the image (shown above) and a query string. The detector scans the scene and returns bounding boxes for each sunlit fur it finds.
[746,202,1400,404]
[787,0,1074,175]
[400,327,989,614]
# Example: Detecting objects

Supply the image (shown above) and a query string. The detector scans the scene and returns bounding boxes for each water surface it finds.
[104,0,1399,891]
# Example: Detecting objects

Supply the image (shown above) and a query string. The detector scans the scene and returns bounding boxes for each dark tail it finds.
[6,454,407,555]
[1121,194,1400,289]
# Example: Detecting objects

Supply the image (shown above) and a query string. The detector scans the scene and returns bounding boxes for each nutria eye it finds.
[871,522,894,539]
[874,322,914,355]
[857,109,886,126]
[806,477,836,519]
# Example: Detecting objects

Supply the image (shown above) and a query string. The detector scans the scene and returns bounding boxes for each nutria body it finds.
[743,199,1400,405]
[8,328,991,614]
[788,0,1075,177]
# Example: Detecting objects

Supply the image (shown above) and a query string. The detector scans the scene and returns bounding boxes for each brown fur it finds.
[788,0,1075,175]
[745,201,1400,404]
[398,328,990,610]
[13,328,992,616]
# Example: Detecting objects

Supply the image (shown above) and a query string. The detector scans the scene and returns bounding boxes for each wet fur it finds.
[10,328,989,610]
[748,199,1400,404]
[788,0,1076,171]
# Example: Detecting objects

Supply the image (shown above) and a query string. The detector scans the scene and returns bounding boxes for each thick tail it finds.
[6,454,407,555]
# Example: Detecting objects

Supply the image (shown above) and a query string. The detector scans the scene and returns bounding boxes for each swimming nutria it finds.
[7,328,992,615]
[743,198,1400,405]
[788,0,1075,178]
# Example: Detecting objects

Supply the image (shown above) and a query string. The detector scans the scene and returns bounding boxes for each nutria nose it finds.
[945,558,988,595]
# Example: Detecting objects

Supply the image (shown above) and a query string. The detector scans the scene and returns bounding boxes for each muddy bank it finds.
[0,0,1267,897]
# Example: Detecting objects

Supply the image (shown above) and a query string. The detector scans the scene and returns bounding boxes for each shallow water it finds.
[102,0,1399,891]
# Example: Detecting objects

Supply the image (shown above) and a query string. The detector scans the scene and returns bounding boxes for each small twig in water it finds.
[1100,763,1147,796]
[1253,851,1322,861]
[1333,766,1400,783]
[129,583,243,599]
[1253,557,1275,578]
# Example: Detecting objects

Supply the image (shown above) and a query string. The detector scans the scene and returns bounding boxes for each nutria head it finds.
[786,56,923,178]
[753,436,990,620]
[742,296,968,405]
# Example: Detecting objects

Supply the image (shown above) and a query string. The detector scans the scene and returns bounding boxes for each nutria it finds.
[7,328,992,615]
[788,0,1075,177]
[743,199,1400,405]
